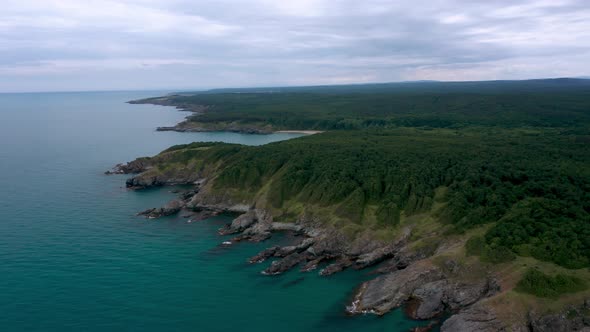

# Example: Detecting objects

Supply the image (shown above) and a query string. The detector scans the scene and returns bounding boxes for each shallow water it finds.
[0,91,426,331]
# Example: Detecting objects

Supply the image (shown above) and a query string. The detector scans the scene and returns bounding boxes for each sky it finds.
[1,0,589,92]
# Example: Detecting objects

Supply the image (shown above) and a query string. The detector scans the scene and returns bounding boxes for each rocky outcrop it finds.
[319,257,354,276]
[263,252,307,275]
[300,256,327,272]
[137,199,184,218]
[440,304,506,332]
[444,277,500,310]
[248,246,280,263]
[408,280,447,319]
[221,210,258,234]
[348,262,445,315]
[105,158,152,175]
[529,301,590,332]
[348,257,501,319]
[407,276,500,320]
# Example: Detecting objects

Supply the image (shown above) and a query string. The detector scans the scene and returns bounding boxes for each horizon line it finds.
[1,76,588,95]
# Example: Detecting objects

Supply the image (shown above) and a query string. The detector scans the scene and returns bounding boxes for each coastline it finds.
[275,130,324,135]
[130,96,324,135]
[116,94,590,332]
[107,144,589,332]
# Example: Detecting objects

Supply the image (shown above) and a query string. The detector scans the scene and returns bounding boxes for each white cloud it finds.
[0,0,589,92]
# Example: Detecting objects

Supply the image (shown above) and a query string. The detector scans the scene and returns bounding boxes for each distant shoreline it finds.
[275,130,323,135]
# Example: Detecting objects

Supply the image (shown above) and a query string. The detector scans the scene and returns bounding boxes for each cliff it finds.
[108,128,590,331]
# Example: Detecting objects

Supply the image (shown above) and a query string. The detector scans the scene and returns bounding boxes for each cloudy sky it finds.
[1,0,589,92]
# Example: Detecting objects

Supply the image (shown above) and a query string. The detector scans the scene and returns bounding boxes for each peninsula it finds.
[114,79,590,331]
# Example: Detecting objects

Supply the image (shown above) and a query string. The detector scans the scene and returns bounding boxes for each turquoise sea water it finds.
[0,92,425,331]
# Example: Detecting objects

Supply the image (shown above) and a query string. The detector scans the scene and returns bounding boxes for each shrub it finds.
[516,269,587,298]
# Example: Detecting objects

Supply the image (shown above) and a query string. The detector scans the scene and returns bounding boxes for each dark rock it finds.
[249,246,280,263]
[187,210,219,222]
[180,189,199,200]
[301,256,326,272]
[126,175,163,189]
[353,246,397,270]
[263,252,306,275]
[370,247,431,275]
[275,238,315,257]
[222,210,257,234]
[348,262,444,315]
[319,257,353,276]
[441,305,505,332]
[409,280,447,319]
[405,276,501,321]
[445,277,501,310]
[137,199,184,218]
[530,307,589,332]
[248,232,272,242]
[105,159,151,175]
[307,230,348,256]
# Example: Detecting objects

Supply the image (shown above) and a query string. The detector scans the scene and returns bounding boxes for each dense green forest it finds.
[139,79,590,271]
[141,78,590,130]
[163,128,589,269]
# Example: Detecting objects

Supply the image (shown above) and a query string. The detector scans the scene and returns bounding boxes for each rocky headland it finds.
[106,151,590,332]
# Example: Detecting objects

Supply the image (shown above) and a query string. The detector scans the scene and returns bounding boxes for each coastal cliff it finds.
[108,127,590,331]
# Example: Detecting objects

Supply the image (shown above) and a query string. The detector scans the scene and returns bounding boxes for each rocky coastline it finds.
[106,159,590,332]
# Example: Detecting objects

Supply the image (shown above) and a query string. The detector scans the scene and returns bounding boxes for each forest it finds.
[139,78,590,131]
[140,79,590,273]
[164,127,589,269]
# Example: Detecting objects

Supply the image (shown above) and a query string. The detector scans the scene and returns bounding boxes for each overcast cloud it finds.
[1,0,589,92]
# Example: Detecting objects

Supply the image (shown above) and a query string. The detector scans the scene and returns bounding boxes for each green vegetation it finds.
[162,127,589,268]
[138,79,590,270]
[143,79,590,131]
[516,269,587,298]
[466,236,516,263]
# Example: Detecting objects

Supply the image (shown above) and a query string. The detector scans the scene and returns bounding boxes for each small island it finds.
[115,79,590,331]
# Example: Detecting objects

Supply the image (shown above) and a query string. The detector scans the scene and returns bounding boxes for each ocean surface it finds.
[0,91,426,331]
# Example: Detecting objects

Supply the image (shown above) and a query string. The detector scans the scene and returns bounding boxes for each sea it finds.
[0,91,427,331]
